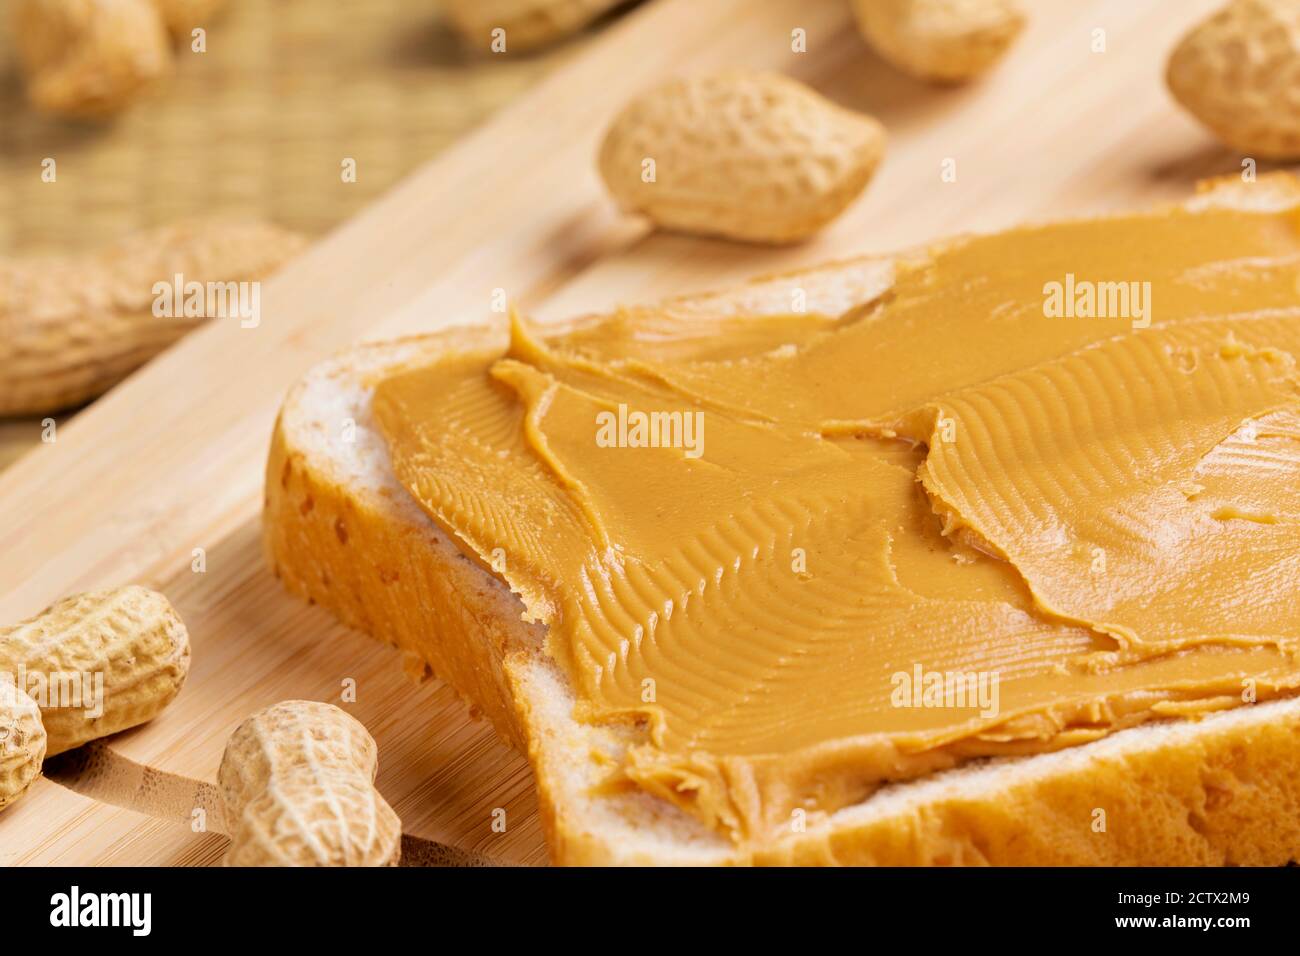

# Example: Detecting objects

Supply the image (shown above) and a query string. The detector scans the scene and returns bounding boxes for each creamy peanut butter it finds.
[373,192,1300,845]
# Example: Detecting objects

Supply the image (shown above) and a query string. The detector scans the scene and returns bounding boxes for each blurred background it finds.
[0,0,638,468]
[0,1,637,255]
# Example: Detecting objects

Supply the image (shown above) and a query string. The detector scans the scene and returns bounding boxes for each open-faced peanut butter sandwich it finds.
[265,173,1300,865]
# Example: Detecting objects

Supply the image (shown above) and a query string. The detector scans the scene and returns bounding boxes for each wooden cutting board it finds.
[0,0,1266,865]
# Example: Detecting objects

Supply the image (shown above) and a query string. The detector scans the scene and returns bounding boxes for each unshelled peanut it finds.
[12,0,173,118]
[0,587,191,757]
[0,678,46,811]
[440,0,622,52]
[1166,0,1300,160]
[598,71,886,244]
[0,219,305,418]
[0,586,191,813]
[12,0,231,118]
[218,700,402,866]
[851,0,1025,83]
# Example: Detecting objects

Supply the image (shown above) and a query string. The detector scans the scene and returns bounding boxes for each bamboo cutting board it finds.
[0,0,1266,865]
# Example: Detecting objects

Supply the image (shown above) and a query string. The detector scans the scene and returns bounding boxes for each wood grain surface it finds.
[0,0,1273,865]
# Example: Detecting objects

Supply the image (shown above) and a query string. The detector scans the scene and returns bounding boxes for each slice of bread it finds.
[264,175,1300,865]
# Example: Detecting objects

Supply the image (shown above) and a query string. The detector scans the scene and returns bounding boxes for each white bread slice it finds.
[264,175,1300,865]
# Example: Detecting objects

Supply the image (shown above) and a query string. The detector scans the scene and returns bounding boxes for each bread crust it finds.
[264,175,1300,865]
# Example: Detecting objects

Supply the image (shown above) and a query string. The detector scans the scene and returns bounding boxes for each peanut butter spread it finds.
[373,189,1300,845]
